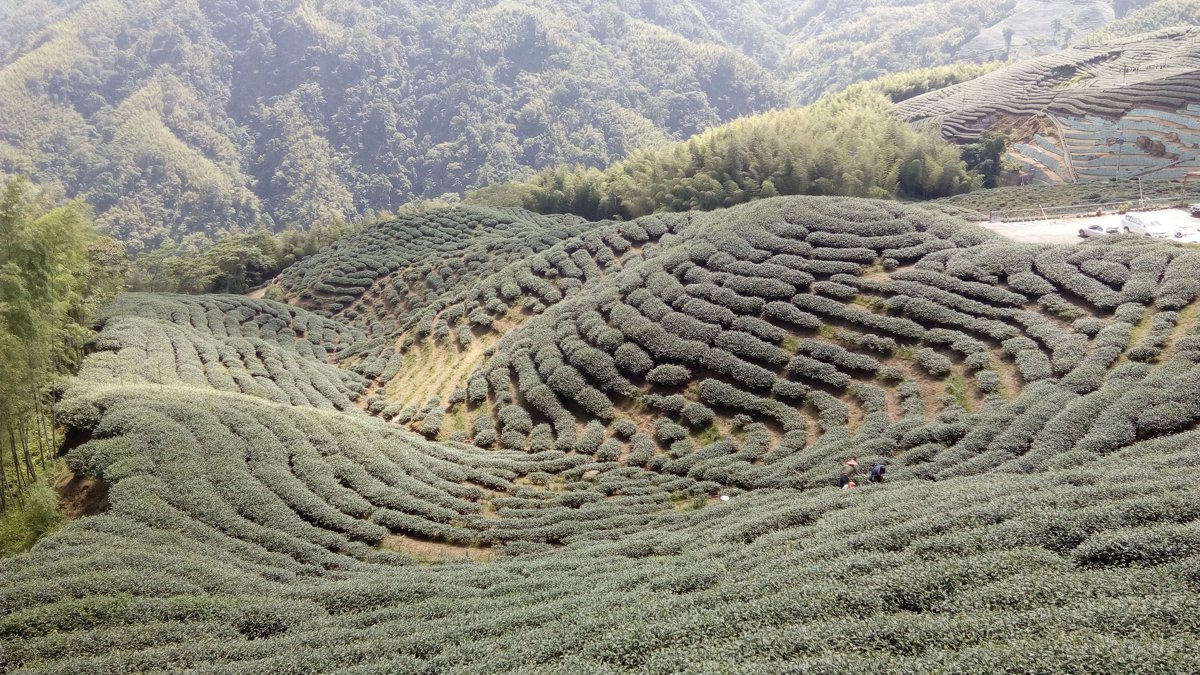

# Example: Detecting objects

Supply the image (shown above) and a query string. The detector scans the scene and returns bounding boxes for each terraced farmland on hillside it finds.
[6,197,1200,671]
[899,27,1200,184]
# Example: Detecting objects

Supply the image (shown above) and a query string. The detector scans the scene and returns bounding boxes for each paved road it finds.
[980,207,1200,245]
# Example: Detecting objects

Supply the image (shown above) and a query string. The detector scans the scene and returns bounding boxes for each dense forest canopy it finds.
[0,0,783,252]
[0,0,1162,250]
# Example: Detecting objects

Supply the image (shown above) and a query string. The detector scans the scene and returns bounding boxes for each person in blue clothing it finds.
[868,463,886,484]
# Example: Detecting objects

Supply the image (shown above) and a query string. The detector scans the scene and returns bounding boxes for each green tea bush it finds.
[15,196,1200,672]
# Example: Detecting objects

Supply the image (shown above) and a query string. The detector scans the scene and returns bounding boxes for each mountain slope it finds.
[897,26,1200,184]
[0,0,782,251]
[6,197,1200,671]
[0,0,1166,249]
[1088,0,1200,41]
[276,196,1200,482]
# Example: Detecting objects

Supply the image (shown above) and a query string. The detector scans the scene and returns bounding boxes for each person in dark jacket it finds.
[869,463,886,483]
[838,457,858,488]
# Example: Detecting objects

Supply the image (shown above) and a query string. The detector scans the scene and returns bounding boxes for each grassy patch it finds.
[669,491,708,512]
[505,296,529,323]
[625,391,648,414]
[946,371,971,411]
[1053,71,1094,90]
[1161,300,1200,362]
[1174,300,1200,330]
[851,295,880,310]
[1,465,66,558]
[1120,308,1155,363]
[695,424,724,447]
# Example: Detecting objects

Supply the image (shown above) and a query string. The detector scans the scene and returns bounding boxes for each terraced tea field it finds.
[899,27,1200,185]
[5,197,1200,671]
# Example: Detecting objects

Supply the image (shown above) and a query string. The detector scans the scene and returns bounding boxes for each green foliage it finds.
[0,177,123,510]
[0,468,64,557]
[6,193,1200,671]
[0,0,788,250]
[129,220,362,294]
[471,88,978,220]
[960,132,1009,189]
[0,0,1119,249]
[778,2,1022,102]
[846,62,1007,104]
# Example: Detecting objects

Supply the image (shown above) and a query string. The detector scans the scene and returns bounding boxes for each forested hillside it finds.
[465,80,990,221]
[6,196,1200,670]
[0,0,1161,250]
[0,0,782,251]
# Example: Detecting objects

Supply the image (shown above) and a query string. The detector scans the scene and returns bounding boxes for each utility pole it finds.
[1114,122,1125,181]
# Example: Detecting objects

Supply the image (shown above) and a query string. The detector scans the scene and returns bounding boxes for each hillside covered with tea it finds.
[5,196,1200,671]
[898,26,1200,184]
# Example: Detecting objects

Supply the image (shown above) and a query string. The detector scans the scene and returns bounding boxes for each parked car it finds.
[1078,223,1120,238]
[1190,203,1200,217]
[1122,213,1176,238]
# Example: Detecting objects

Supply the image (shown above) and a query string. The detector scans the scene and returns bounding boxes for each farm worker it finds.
[869,464,886,484]
[843,480,857,490]
[838,457,858,488]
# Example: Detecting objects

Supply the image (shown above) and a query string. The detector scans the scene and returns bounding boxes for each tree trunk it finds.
[9,428,27,493]
[19,418,37,481]
[0,430,8,511]
[33,398,48,467]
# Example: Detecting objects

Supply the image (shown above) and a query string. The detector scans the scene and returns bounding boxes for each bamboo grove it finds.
[469,89,984,221]
[0,178,122,511]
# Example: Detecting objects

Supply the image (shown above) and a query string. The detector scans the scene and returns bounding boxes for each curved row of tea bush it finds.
[446,198,1200,493]
[897,27,1200,183]
[7,195,1200,671]
[79,295,368,412]
[4,421,1200,672]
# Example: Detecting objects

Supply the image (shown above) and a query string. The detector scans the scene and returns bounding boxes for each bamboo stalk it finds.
[19,418,37,481]
[9,428,27,493]
[0,426,8,511]
[33,398,48,467]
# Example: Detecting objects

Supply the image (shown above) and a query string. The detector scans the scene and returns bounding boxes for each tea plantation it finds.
[4,196,1200,672]
[898,26,1200,184]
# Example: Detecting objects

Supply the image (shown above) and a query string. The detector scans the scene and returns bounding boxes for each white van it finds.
[1122,213,1176,238]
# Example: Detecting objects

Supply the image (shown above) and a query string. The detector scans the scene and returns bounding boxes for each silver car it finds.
[1078,223,1120,238]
